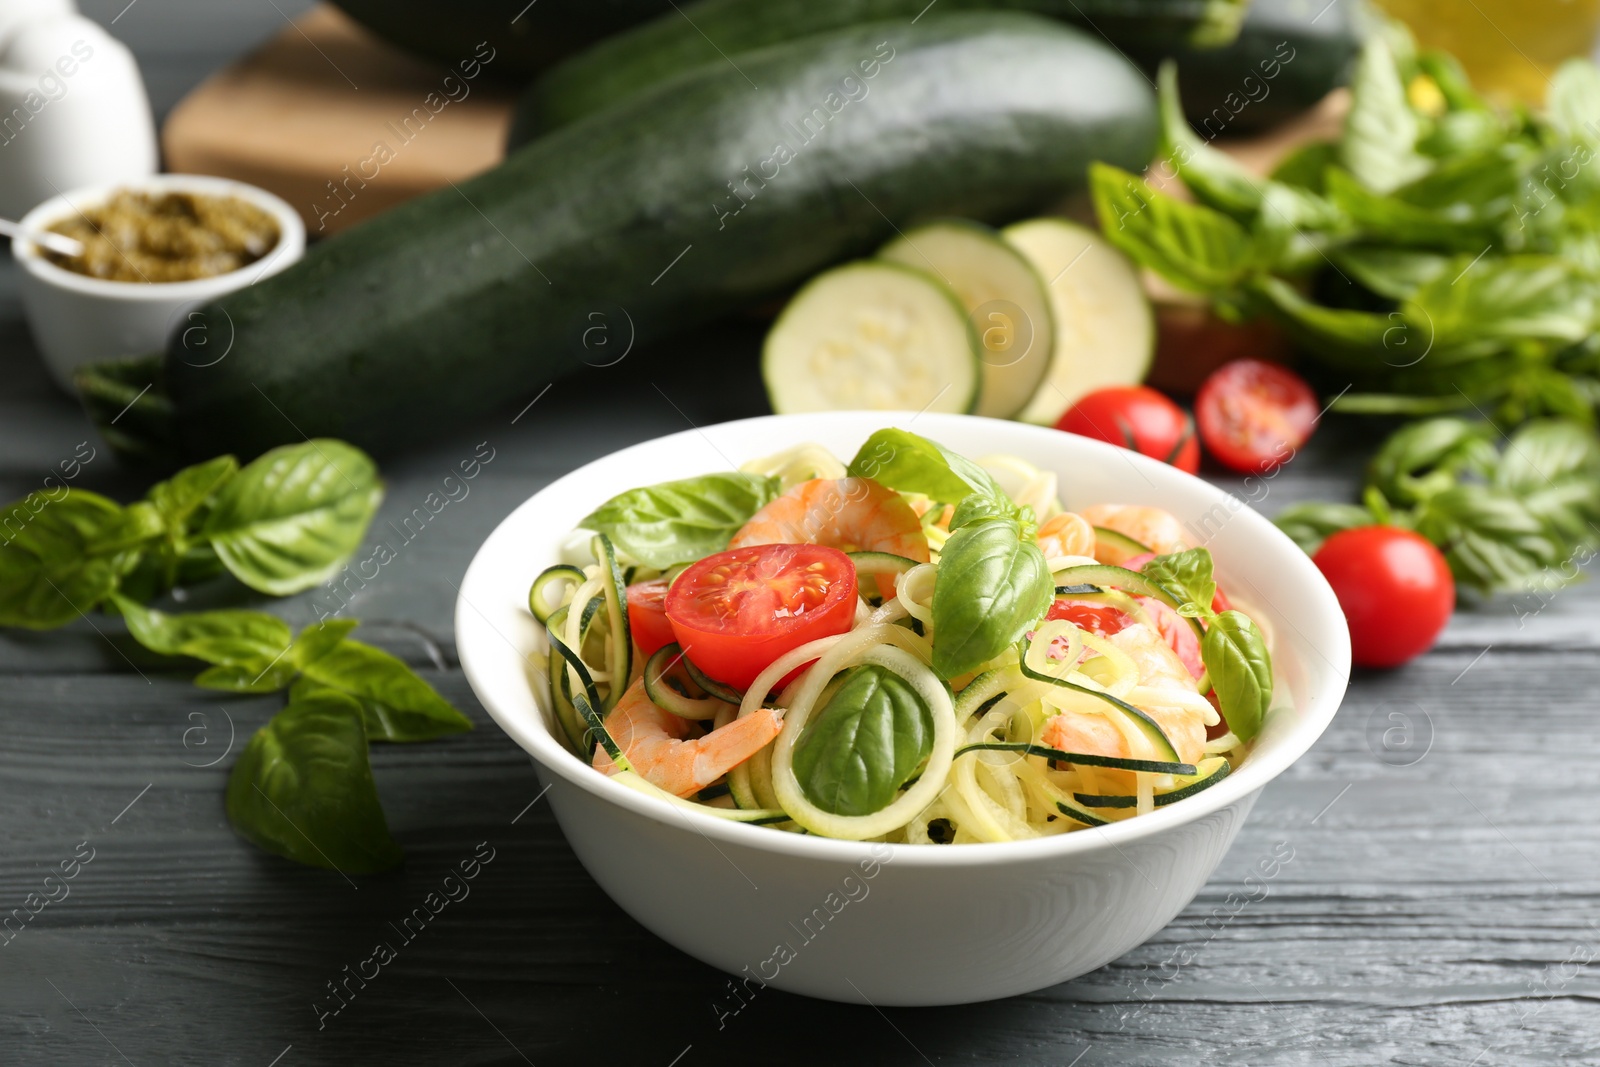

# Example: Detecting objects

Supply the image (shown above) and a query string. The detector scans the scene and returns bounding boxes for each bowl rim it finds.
[12,172,306,301]
[456,411,1351,868]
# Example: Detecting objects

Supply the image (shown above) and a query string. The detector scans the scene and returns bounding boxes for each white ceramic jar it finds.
[0,1,158,219]
[13,174,306,392]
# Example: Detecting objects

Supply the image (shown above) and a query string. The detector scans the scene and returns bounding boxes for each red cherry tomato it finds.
[1196,359,1319,474]
[1055,386,1199,474]
[664,544,858,689]
[1312,526,1454,668]
[1047,599,1135,636]
[625,578,677,657]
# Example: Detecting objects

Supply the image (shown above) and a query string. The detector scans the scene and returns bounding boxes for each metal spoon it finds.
[0,218,85,258]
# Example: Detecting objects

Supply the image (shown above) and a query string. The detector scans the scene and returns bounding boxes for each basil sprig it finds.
[1276,417,1600,596]
[1137,547,1272,743]
[0,440,382,626]
[0,440,468,874]
[847,429,1053,677]
[1091,35,1600,426]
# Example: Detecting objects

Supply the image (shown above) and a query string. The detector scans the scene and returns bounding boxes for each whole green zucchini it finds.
[1121,0,1370,134]
[511,0,1246,143]
[327,0,669,81]
[80,15,1158,462]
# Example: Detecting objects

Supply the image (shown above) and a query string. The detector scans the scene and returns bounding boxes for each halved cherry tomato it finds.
[1313,526,1454,668]
[625,578,677,657]
[1195,359,1318,474]
[664,544,858,689]
[1055,386,1199,474]
[1046,599,1135,636]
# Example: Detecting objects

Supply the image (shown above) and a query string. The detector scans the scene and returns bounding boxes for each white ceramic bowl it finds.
[12,173,305,392]
[456,412,1350,1006]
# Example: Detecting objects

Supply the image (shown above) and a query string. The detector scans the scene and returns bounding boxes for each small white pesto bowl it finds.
[12,173,304,392]
[456,412,1351,1006]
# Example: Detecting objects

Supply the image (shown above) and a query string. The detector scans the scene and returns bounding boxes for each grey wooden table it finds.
[3,5,1598,1064]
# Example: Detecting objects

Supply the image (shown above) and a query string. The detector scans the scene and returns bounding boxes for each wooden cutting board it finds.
[161,5,517,236]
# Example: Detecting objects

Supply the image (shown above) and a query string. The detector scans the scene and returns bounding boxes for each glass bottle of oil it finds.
[1373,0,1600,104]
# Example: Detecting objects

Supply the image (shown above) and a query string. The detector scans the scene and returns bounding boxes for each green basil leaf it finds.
[1272,502,1374,555]
[0,490,141,629]
[1091,163,1256,295]
[114,595,293,661]
[1414,485,1559,595]
[195,662,300,694]
[1331,247,1452,301]
[201,440,383,596]
[1416,51,1489,114]
[1140,548,1217,616]
[791,663,934,817]
[1547,58,1600,144]
[298,638,472,742]
[225,690,402,874]
[1495,420,1600,547]
[146,454,239,530]
[1341,36,1431,194]
[1157,62,1260,218]
[1404,256,1595,363]
[1269,141,1338,193]
[948,492,1015,533]
[930,518,1052,678]
[580,471,778,568]
[289,618,361,668]
[1246,276,1395,368]
[1324,168,1492,252]
[1254,182,1349,276]
[1201,610,1272,743]
[1367,417,1498,506]
[846,427,1006,508]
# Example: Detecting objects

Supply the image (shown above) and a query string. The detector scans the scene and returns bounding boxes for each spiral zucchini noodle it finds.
[529,429,1274,844]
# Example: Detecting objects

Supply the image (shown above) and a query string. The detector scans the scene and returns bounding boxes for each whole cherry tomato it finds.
[1056,385,1199,474]
[1313,526,1455,668]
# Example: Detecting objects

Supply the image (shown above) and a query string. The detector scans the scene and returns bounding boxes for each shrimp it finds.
[1080,504,1190,564]
[1041,623,1207,768]
[592,679,783,797]
[1035,511,1094,560]
[730,478,930,561]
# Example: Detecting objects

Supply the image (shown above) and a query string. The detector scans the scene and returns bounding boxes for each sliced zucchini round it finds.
[528,564,585,624]
[879,220,1055,419]
[1002,218,1154,425]
[762,260,980,415]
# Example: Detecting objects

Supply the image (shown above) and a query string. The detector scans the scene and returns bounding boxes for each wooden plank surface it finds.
[3,4,1599,1065]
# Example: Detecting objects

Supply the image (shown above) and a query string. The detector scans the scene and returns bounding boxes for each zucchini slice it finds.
[680,655,746,706]
[1090,525,1152,564]
[1073,756,1231,807]
[1002,219,1154,425]
[848,551,922,578]
[1051,562,1206,642]
[879,220,1054,419]
[643,643,729,721]
[956,740,1195,778]
[763,261,980,416]
[528,564,585,624]
[590,534,632,712]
